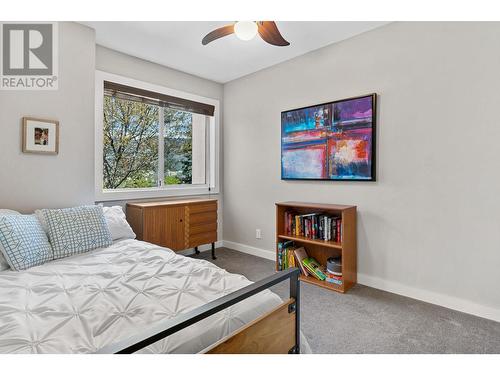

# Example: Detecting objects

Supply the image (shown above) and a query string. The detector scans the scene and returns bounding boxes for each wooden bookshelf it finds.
[275,201,357,293]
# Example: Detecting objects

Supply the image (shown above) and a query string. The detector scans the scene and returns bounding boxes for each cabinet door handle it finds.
[180,219,183,222]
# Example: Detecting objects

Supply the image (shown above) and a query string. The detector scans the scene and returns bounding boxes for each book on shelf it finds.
[302,257,326,281]
[277,242,283,271]
[325,272,343,285]
[293,247,309,276]
[284,211,342,243]
[277,240,295,271]
[287,248,296,269]
[278,242,314,278]
[278,240,342,285]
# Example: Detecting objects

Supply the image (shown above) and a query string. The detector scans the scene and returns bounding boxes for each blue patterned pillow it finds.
[41,205,112,260]
[0,215,53,271]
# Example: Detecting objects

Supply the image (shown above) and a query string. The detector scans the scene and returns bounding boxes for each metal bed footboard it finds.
[96,267,301,354]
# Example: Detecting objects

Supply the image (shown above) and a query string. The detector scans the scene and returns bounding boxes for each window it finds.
[163,109,206,186]
[95,72,219,201]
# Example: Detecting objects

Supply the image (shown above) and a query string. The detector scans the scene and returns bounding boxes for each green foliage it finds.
[103,96,159,189]
[164,109,193,184]
[103,96,194,189]
[164,175,181,185]
[122,174,157,188]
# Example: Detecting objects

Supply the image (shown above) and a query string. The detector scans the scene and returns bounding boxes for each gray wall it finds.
[96,45,223,100]
[0,22,96,212]
[223,22,500,317]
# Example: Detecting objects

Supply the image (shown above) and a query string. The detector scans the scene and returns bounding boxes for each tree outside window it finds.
[103,96,203,190]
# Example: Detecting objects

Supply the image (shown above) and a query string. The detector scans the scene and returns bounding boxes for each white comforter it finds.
[0,239,285,354]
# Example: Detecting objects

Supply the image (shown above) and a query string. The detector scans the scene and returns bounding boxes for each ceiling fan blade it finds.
[257,21,290,46]
[202,24,235,45]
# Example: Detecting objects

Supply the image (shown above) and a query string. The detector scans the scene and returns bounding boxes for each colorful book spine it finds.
[326,217,331,241]
[284,212,342,243]
[288,251,296,268]
[279,240,295,270]
[336,218,341,243]
[277,242,283,271]
[325,273,343,285]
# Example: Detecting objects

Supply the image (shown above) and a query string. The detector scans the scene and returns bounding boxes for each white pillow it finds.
[0,209,20,271]
[0,209,20,216]
[102,206,136,241]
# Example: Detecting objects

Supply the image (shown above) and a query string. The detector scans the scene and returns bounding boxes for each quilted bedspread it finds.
[0,239,284,353]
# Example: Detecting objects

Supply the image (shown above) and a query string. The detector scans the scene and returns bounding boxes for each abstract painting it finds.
[281,94,376,181]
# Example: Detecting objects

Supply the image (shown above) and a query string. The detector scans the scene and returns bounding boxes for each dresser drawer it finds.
[189,222,217,235]
[189,211,217,225]
[188,202,217,214]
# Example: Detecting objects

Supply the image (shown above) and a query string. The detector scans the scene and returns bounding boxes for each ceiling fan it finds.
[202,21,290,46]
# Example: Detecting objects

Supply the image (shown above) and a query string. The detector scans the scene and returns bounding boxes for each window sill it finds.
[95,185,218,202]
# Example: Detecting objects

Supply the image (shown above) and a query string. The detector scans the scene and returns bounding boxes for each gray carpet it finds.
[194,247,500,354]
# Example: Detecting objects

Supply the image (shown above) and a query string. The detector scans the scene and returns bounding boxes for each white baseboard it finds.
[222,240,275,261]
[222,240,500,323]
[357,273,500,323]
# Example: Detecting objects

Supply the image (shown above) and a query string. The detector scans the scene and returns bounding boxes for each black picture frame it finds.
[281,93,377,182]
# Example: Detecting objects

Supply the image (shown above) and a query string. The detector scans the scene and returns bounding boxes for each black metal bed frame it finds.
[96,267,301,354]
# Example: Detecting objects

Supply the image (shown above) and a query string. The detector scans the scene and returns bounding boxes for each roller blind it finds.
[104,81,215,117]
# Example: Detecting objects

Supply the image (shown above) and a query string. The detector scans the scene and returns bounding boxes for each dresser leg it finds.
[194,246,200,255]
[211,242,216,260]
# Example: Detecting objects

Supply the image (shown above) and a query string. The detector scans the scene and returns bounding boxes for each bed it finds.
[0,238,308,354]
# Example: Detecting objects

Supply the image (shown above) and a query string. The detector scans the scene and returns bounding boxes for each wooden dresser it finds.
[126,198,218,259]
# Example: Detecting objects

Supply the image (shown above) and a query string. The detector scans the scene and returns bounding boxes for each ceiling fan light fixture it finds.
[202,21,289,47]
[233,21,258,41]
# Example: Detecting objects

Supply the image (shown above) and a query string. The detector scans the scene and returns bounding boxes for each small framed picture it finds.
[22,117,59,155]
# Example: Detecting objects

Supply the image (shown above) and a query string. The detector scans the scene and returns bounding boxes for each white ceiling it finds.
[81,21,389,83]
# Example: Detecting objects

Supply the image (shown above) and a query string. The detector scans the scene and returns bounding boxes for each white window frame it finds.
[95,71,220,201]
